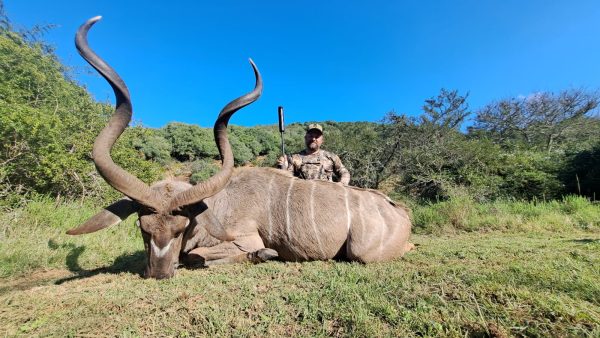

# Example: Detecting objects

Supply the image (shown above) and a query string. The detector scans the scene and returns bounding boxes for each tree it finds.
[474,90,600,151]
[0,2,10,31]
[378,89,481,199]
[421,88,470,129]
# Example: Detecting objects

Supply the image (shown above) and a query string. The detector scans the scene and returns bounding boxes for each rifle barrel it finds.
[278,106,286,156]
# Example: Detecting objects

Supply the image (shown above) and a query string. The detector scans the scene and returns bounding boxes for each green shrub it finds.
[496,151,565,200]
[128,126,172,164]
[163,122,218,161]
[189,159,220,184]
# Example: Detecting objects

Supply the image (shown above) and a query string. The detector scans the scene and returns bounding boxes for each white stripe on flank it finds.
[370,194,385,261]
[285,179,295,240]
[266,176,275,243]
[151,238,174,258]
[357,195,366,243]
[344,187,351,232]
[310,181,326,257]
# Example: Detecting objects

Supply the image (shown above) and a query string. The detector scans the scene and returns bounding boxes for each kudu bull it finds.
[67,17,413,279]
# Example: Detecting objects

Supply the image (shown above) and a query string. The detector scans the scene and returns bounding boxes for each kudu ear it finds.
[66,198,139,235]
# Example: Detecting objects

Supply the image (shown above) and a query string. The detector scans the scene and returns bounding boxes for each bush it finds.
[128,127,172,164]
[560,142,600,199]
[189,159,220,184]
[496,151,565,200]
[163,122,218,161]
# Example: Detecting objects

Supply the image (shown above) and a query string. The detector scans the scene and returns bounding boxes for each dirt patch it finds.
[0,269,74,295]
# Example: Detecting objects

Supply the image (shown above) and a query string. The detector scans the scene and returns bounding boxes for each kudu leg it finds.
[186,234,278,267]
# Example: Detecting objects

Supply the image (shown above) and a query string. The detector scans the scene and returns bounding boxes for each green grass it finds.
[0,197,141,278]
[0,197,599,336]
[412,194,600,234]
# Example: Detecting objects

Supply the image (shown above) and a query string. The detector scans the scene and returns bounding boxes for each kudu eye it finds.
[174,219,190,238]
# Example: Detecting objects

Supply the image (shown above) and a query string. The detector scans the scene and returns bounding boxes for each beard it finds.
[308,142,319,150]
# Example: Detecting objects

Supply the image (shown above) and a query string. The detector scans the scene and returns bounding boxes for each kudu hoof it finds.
[249,248,279,263]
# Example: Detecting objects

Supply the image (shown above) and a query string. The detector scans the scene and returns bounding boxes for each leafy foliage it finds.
[163,122,218,161]
[128,126,172,164]
[474,90,599,151]
[189,158,220,185]
[560,142,600,199]
[0,20,163,204]
[495,151,564,200]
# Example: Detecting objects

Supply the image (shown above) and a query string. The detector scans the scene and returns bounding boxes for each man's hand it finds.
[277,155,288,169]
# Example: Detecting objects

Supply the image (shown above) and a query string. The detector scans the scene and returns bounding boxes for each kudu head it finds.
[66,16,262,279]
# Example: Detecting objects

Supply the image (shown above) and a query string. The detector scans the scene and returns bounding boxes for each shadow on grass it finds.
[570,238,600,244]
[48,240,146,285]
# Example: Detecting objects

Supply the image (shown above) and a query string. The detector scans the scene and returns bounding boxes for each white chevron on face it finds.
[151,238,175,258]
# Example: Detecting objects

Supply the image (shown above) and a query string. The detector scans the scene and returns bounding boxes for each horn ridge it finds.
[76,17,162,211]
[75,16,130,104]
[169,59,263,210]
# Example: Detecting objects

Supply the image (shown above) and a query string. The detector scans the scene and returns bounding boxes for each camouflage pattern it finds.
[285,149,350,185]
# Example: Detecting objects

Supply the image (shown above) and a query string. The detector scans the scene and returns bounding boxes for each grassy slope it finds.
[0,198,599,337]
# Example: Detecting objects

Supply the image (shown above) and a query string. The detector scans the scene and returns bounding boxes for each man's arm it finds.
[276,155,289,170]
[277,154,300,175]
[330,153,350,185]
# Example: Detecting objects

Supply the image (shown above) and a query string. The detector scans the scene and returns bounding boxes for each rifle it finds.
[278,106,286,160]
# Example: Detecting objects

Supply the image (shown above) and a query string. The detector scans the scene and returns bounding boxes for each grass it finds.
[412,194,600,234]
[0,196,599,336]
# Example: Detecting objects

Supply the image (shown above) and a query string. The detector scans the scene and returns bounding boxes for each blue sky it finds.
[5,1,600,128]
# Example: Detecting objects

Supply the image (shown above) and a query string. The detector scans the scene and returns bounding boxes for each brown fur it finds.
[195,167,413,263]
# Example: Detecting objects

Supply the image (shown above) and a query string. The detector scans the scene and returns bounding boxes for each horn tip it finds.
[86,16,103,25]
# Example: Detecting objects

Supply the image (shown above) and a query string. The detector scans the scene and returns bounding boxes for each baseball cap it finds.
[306,123,323,133]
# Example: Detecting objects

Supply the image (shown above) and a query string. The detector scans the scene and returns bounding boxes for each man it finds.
[277,124,351,185]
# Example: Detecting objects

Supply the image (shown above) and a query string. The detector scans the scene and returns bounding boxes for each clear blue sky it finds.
[5,1,600,128]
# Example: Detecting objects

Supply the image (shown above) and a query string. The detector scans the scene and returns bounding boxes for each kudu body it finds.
[68,17,413,279]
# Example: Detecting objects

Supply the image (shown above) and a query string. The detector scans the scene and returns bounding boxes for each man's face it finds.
[305,130,323,151]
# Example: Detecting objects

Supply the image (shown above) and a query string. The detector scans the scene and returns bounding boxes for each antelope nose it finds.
[144,268,175,280]
[149,272,174,280]
[154,273,172,280]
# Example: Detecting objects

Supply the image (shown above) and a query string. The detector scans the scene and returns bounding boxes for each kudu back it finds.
[67,17,413,279]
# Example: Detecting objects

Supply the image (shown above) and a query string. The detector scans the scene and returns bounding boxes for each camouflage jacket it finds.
[284,149,350,185]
